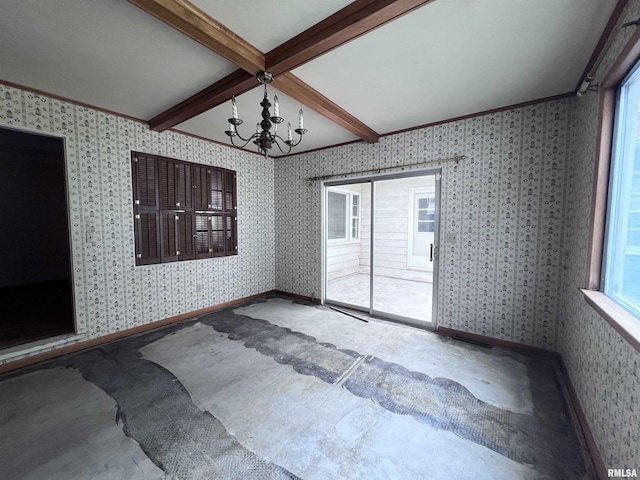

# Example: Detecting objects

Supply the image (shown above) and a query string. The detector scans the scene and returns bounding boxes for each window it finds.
[417,197,435,232]
[131,151,237,266]
[604,60,640,317]
[327,188,360,243]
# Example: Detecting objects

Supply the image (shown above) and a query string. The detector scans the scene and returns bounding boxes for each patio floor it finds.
[327,273,433,322]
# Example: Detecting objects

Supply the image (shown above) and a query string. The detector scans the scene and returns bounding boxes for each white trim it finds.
[327,186,360,244]
[408,187,435,270]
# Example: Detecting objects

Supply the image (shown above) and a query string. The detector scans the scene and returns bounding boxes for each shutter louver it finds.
[161,212,178,262]
[223,170,236,212]
[177,212,195,261]
[159,157,177,209]
[193,166,209,210]
[137,155,157,208]
[177,163,192,209]
[210,170,223,211]
[137,212,159,265]
[211,214,224,256]
[196,214,211,258]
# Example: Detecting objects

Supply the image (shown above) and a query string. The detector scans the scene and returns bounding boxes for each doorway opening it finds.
[0,126,75,350]
[324,170,440,328]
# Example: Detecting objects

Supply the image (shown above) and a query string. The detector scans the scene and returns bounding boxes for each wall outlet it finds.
[86,231,94,243]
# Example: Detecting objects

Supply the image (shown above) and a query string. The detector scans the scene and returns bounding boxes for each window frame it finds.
[601,60,640,318]
[131,151,238,266]
[327,187,361,245]
[585,27,640,353]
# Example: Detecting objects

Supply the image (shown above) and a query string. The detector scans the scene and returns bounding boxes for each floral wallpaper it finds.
[0,83,276,365]
[276,100,570,351]
[558,0,640,471]
[2,2,640,469]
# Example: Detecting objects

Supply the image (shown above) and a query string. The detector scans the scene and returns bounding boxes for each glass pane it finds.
[373,176,435,323]
[328,191,347,240]
[326,182,370,310]
[605,61,640,316]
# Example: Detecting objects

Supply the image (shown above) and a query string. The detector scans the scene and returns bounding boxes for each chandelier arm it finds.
[272,137,293,155]
[229,133,259,149]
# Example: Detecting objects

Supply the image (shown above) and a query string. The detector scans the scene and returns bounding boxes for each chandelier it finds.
[225,71,307,156]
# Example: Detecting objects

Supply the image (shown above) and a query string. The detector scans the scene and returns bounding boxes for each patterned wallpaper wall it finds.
[276,99,570,351]
[559,0,640,470]
[0,83,275,365]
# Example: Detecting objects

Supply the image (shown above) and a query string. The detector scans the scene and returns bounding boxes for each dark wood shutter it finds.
[161,212,179,262]
[223,170,238,255]
[224,214,237,255]
[211,214,225,256]
[196,214,212,259]
[177,212,195,261]
[132,154,160,265]
[176,162,192,210]
[223,170,236,213]
[210,169,223,211]
[134,154,158,208]
[158,157,178,209]
[131,151,238,265]
[193,166,210,210]
[135,212,160,265]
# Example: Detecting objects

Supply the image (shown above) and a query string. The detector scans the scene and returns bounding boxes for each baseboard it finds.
[436,326,606,479]
[0,290,277,375]
[271,289,321,304]
[436,327,561,359]
[558,358,608,480]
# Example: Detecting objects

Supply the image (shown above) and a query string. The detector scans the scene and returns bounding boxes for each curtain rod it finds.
[306,154,466,184]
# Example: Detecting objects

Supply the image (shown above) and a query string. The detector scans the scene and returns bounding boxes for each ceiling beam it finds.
[266,0,435,76]
[149,69,255,131]
[129,0,390,142]
[273,73,379,143]
[128,0,264,73]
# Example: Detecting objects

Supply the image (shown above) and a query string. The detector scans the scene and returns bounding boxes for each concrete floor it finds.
[0,297,594,479]
[327,273,433,322]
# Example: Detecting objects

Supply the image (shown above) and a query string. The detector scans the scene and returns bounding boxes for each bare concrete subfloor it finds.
[0,297,594,479]
[327,273,433,322]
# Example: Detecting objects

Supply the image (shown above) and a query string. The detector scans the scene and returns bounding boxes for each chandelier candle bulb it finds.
[287,123,292,141]
[299,109,304,130]
[231,97,238,119]
[273,95,279,117]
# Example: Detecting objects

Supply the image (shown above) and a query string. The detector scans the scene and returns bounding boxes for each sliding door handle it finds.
[430,243,434,261]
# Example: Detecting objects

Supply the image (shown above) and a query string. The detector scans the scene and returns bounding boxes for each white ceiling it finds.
[0,0,619,156]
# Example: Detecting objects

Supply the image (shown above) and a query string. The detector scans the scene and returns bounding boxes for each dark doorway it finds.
[0,127,74,349]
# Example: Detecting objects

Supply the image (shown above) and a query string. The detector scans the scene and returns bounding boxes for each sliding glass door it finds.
[324,171,440,328]
[325,181,371,310]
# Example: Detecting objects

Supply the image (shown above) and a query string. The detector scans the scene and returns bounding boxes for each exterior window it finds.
[604,60,640,317]
[131,151,237,265]
[417,197,435,232]
[327,188,360,242]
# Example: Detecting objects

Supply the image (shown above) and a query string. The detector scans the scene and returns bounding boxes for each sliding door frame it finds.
[321,168,441,330]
